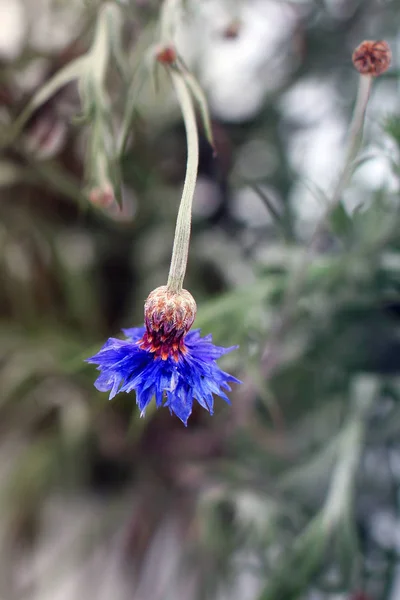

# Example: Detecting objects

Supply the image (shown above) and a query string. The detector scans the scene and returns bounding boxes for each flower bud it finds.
[140,286,197,360]
[88,182,115,208]
[155,45,177,65]
[352,40,391,77]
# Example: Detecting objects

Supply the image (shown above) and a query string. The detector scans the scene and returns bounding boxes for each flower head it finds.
[352,40,391,77]
[87,287,240,425]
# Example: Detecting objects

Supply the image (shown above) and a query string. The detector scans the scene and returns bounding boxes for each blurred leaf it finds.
[329,201,354,239]
[2,57,87,148]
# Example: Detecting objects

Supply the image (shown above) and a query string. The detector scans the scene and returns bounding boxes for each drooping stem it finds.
[167,69,199,293]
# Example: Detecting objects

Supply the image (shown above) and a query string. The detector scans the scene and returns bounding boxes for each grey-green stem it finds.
[167,69,199,293]
[329,73,372,210]
[259,73,374,374]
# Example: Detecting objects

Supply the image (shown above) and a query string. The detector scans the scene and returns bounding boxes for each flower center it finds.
[138,327,187,361]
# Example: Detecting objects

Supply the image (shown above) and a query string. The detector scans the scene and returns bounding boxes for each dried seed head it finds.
[140,286,197,360]
[352,40,391,77]
[155,45,177,65]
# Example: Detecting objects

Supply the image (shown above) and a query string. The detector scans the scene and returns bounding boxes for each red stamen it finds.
[138,329,187,360]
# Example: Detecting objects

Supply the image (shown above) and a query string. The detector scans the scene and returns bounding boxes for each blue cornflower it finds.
[87,287,240,425]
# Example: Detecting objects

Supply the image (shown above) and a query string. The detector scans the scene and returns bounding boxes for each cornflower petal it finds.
[86,325,241,425]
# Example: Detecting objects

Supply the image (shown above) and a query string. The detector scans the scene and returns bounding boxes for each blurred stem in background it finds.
[259,377,377,599]
[249,41,390,388]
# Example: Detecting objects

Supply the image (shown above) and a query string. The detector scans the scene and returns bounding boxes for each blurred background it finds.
[0,0,399,599]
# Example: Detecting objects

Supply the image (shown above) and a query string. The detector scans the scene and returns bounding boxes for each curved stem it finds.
[167,69,199,292]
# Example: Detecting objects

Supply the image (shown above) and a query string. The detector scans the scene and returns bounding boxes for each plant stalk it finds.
[166,69,199,292]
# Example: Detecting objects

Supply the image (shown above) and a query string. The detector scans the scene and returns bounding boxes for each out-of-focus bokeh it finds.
[0,1,400,599]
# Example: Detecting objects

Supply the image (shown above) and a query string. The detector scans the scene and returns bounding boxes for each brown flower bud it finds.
[352,40,391,77]
[140,286,197,361]
[155,45,177,65]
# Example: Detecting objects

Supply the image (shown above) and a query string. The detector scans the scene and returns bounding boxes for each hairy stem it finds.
[232,74,374,425]
[261,74,373,365]
[330,73,372,208]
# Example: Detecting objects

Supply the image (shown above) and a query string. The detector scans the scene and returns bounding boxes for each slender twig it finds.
[261,74,373,374]
[230,74,374,426]
[330,74,372,208]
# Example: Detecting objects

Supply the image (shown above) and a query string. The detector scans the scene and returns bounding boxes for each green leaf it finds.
[329,201,353,238]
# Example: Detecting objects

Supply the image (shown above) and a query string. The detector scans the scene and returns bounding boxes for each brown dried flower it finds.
[352,40,391,77]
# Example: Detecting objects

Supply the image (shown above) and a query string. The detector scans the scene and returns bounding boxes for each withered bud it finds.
[88,183,115,208]
[141,286,197,360]
[222,19,241,40]
[352,40,391,77]
[155,45,177,65]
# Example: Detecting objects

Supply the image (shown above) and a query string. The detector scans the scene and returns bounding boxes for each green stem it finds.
[259,74,373,370]
[330,74,372,209]
[160,0,181,42]
[88,2,114,86]
[166,69,199,292]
